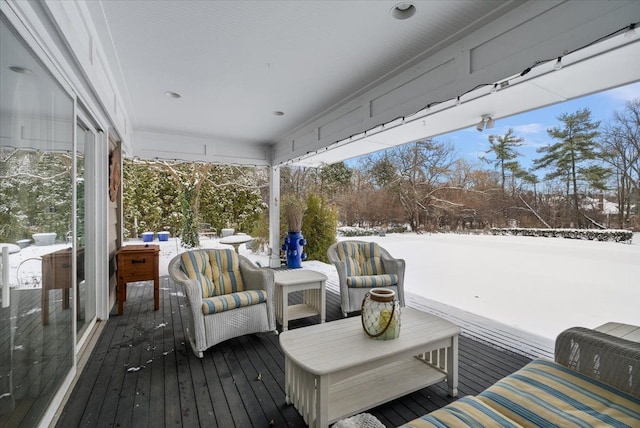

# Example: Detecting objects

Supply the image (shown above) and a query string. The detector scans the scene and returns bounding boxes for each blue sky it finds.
[440,81,640,171]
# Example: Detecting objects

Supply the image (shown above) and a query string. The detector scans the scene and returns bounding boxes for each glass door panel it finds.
[1,16,74,426]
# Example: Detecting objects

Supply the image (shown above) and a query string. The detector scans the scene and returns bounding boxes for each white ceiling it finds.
[81,0,639,166]
[84,1,522,147]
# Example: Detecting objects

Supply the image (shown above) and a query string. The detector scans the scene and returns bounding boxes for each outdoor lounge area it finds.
[54,273,533,427]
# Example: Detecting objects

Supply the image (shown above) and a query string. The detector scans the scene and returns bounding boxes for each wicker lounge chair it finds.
[327,240,405,317]
[168,248,276,357]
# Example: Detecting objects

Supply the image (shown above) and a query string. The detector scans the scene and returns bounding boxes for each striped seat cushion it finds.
[202,290,267,315]
[477,358,640,427]
[399,396,523,428]
[346,274,398,288]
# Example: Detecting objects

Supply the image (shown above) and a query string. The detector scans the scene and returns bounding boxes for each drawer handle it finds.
[131,258,146,264]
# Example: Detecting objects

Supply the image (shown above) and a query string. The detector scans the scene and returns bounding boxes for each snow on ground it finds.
[5,232,639,343]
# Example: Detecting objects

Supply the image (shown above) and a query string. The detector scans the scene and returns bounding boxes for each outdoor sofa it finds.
[400,326,640,427]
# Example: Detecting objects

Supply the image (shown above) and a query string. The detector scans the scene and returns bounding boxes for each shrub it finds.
[301,193,337,263]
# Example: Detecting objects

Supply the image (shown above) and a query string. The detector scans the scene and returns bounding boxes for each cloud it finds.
[512,123,545,134]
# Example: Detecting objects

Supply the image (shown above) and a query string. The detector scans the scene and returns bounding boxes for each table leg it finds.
[154,275,159,311]
[447,334,459,397]
[316,374,329,428]
[281,285,289,331]
[42,288,48,325]
[319,281,326,324]
[117,278,125,315]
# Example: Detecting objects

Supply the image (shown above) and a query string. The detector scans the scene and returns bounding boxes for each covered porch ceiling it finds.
[79,0,640,167]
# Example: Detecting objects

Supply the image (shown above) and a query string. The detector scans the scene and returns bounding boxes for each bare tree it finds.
[599,99,640,228]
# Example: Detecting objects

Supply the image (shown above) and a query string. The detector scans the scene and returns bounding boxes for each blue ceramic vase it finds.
[282,231,307,268]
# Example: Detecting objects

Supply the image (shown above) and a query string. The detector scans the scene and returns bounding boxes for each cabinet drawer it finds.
[118,255,155,280]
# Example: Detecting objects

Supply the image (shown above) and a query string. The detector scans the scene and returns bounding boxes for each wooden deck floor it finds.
[55,276,531,428]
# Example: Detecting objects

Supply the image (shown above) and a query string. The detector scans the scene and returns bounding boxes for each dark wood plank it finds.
[56,274,532,428]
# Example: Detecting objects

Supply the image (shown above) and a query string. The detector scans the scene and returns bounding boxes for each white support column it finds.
[269,166,281,268]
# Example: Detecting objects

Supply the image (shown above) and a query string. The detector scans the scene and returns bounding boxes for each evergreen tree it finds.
[482,129,525,193]
[301,193,337,263]
[533,108,608,227]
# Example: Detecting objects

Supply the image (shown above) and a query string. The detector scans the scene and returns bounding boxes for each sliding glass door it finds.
[1,16,74,426]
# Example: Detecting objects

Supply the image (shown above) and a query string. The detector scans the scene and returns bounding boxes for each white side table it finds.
[273,269,327,332]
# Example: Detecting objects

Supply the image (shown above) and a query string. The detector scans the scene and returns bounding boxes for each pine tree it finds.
[482,129,525,194]
[533,108,608,227]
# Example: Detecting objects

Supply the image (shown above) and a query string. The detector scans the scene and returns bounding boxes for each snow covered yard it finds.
[5,231,639,344]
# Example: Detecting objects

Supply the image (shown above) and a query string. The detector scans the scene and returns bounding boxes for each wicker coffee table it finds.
[280,307,460,427]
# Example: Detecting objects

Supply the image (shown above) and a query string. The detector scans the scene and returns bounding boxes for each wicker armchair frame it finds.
[555,326,640,398]
[168,250,276,358]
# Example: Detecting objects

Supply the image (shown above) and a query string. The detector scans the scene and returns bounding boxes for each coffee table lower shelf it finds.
[328,357,447,423]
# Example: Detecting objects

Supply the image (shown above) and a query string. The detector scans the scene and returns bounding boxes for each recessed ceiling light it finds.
[164,91,182,99]
[391,2,416,20]
[273,111,285,116]
[9,66,32,75]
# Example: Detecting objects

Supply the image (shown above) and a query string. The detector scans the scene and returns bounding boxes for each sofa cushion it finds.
[477,358,640,427]
[399,396,523,428]
[346,274,398,288]
[202,290,267,315]
[336,241,385,276]
[180,251,216,298]
[208,249,245,295]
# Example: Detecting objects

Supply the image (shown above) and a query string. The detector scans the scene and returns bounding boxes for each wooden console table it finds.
[116,245,159,315]
[41,247,84,325]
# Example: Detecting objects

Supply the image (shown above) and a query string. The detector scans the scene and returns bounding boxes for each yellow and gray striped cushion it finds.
[208,249,245,295]
[336,242,385,276]
[346,274,398,288]
[477,358,640,427]
[336,242,363,276]
[359,241,384,275]
[400,396,523,427]
[201,290,267,314]
[180,251,215,298]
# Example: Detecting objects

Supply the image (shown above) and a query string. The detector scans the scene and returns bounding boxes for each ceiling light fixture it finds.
[164,91,182,99]
[485,116,495,129]
[9,65,32,74]
[391,2,416,20]
[476,114,494,132]
[553,56,563,70]
[625,23,636,39]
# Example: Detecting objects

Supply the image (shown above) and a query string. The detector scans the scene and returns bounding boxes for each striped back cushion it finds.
[335,241,385,276]
[180,251,215,298]
[359,242,384,275]
[336,241,362,276]
[208,249,245,295]
[477,358,640,427]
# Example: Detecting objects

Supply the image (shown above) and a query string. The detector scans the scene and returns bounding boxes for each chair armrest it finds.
[168,257,203,308]
[380,255,405,276]
[555,327,640,398]
[381,255,406,306]
[238,256,275,330]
